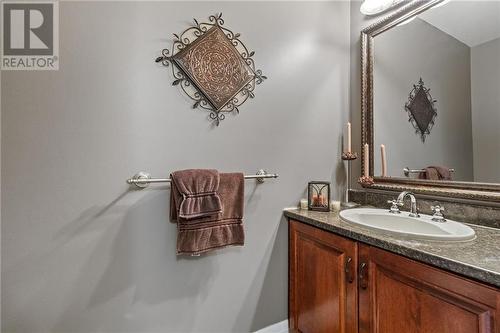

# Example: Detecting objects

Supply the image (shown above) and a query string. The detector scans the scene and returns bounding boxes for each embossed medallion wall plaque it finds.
[155,13,266,125]
[404,78,437,142]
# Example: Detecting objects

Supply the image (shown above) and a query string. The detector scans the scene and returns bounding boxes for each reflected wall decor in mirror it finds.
[361,0,500,202]
[404,78,437,142]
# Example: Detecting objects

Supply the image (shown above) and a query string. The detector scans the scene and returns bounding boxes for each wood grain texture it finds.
[358,244,500,333]
[289,220,358,333]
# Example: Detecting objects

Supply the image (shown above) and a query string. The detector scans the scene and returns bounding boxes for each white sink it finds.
[339,208,475,241]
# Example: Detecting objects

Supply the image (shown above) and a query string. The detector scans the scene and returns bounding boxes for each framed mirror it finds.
[361,0,500,203]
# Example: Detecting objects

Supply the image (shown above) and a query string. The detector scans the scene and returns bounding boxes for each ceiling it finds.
[418,0,500,47]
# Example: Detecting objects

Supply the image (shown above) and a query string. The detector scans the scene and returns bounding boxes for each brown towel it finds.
[170,169,222,219]
[418,166,452,181]
[170,172,245,255]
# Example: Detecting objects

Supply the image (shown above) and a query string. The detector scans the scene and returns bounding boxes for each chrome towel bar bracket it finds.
[127,169,279,189]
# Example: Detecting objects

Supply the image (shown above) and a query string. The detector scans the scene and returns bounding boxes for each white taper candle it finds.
[364,143,369,177]
[347,122,352,153]
[381,144,387,177]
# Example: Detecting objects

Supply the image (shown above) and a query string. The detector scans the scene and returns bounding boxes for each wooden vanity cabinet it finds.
[289,220,500,333]
[289,220,358,333]
[358,244,500,333]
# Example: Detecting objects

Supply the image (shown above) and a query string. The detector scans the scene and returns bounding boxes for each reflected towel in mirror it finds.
[418,166,452,181]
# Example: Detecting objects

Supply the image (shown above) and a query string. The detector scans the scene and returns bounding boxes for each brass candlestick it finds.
[341,151,359,208]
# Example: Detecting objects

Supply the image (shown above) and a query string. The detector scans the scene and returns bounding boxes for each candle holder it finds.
[341,151,360,208]
[308,181,331,212]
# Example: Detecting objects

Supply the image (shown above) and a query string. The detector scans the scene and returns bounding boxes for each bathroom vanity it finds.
[285,208,500,333]
[286,0,500,331]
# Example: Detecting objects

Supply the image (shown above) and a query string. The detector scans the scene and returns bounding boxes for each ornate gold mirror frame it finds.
[360,0,500,203]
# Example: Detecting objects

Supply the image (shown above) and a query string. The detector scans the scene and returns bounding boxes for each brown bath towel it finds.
[170,172,245,255]
[418,166,452,181]
[170,169,222,219]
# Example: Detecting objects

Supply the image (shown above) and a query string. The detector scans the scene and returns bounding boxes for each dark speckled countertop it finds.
[284,208,500,288]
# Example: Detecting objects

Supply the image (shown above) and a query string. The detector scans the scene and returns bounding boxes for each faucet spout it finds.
[396,191,419,217]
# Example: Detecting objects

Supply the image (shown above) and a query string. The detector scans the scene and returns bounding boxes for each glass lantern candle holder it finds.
[307,181,331,212]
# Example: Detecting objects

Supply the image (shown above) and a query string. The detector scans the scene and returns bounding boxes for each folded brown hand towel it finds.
[418,166,452,181]
[431,166,452,180]
[170,172,245,255]
[170,169,222,220]
[419,167,439,180]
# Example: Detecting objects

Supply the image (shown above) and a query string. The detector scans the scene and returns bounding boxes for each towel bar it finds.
[127,169,279,189]
[403,167,455,177]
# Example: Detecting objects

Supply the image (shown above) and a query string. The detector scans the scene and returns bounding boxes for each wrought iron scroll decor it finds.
[404,78,437,142]
[155,13,267,125]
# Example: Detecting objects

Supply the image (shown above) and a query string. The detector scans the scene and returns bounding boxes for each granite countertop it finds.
[284,208,500,288]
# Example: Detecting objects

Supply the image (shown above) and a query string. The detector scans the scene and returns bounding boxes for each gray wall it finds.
[471,37,500,183]
[373,18,473,181]
[1,1,350,332]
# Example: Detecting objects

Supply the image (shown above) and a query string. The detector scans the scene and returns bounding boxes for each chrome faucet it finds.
[396,191,419,217]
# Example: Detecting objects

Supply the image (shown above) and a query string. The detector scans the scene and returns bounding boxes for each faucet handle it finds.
[431,204,444,212]
[387,199,402,214]
[431,204,446,222]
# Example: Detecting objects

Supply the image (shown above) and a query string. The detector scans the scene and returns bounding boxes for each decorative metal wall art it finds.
[155,13,266,125]
[404,78,437,142]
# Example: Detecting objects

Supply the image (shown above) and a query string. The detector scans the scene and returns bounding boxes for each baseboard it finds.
[253,320,289,333]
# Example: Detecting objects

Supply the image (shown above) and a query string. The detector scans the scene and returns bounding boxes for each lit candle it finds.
[347,122,352,153]
[317,194,324,206]
[380,144,387,177]
[364,143,369,177]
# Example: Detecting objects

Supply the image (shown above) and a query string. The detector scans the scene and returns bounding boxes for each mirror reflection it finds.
[373,0,500,183]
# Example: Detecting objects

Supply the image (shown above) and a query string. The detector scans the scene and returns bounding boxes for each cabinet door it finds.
[289,220,358,333]
[358,244,500,333]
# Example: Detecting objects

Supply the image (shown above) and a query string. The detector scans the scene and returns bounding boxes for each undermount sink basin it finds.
[339,208,475,241]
